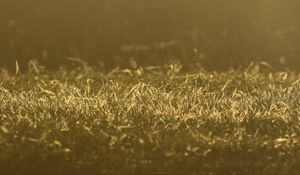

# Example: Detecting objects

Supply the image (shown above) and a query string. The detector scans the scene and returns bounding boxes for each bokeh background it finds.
[1,0,300,71]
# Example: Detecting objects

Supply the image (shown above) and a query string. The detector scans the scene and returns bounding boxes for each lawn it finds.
[1,63,300,174]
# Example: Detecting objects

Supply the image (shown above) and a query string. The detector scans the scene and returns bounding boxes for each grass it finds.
[1,63,300,174]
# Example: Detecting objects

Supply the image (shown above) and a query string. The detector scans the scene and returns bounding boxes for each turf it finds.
[1,64,300,174]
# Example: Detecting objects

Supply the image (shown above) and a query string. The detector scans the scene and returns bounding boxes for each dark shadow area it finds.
[0,0,300,71]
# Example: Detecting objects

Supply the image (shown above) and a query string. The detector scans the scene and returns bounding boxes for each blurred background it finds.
[1,0,300,71]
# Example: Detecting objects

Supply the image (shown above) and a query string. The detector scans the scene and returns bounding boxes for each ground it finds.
[0,63,300,174]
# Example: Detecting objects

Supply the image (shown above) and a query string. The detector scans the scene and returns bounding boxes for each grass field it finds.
[1,63,300,174]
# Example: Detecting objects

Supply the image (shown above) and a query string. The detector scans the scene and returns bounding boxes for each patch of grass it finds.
[1,64,300,174]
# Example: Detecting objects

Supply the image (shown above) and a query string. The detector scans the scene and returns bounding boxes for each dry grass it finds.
[0,63,300,174]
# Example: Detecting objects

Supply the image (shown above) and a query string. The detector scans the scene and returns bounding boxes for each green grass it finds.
[1,63,300,174]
